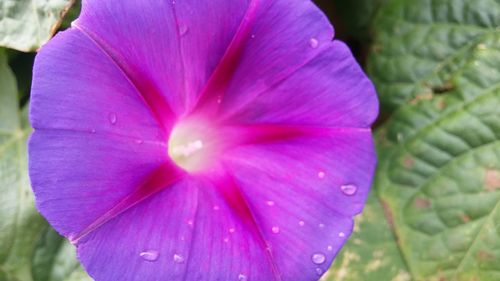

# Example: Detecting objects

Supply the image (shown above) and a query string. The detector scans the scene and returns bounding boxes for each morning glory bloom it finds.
[29,0,378,280]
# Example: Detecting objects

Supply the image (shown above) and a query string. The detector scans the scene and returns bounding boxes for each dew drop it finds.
[238,274,247,281]
[108,113,117,125]
[213,205,220,211]
[340,184,358,196]
[90,128,96,134]
[224,237,229,243]
[327,245,333,251]
[173,254,184,263]
[311,253,326,265]
[139,250,159,261]
[315,268,324,276]
[317,171,325,179]
[319,223,325,228]
[179,24,189,36]
[266,200,275,206]
[309,38,319,49]
[299,221,305,226]
[338,232,346,238]
[187,219,194,226]
[135,139,144,144]
[271,226,280,234]
[251,34,256,39]
[229,228,236,233]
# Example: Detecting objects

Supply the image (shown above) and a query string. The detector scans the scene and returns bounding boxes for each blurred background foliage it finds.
[0,1,499,281]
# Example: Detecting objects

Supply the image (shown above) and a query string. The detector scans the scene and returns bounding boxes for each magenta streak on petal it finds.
[218,45,331,121]
[228,124,371,146]
[207,168,283,281]
[176,122,369,172]
[190,0,260,115]
[72,23,177,131]
[70,162,185,244]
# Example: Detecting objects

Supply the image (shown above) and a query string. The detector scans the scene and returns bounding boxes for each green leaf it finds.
[31,229,92,281]
[331,0,388,41]
[0,0,75,52]
[0,48,44,281]
[366,1,500,279]
[5,50,36,103]
[324,193,410,281]
[0,50,90,281]
[367,0,500,112]
[59,0,81,31]
[0,51,18,131]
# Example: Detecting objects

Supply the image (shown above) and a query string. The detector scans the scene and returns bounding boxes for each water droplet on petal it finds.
[229,228,236,233]
[299,221,305,226]
[173,254,184,263]
[338,232,346,237]
[315,268,324,275]
[319,223,325,228]
[224,237,229,243]
[317,171,325,179]
[108,113,117,125]
[140,250,159,261]
[340,184,358,196]
[327,245,333,251]
[238,274,247,281]
[179,24,189,36]
[187,219,194,226]
[311,253,326,265]
[271,226,280,234]
[213,205,220,211]
[309,38,319,49]
[135,139,144,144]
[251,34,256,39]
[266,200,275,206]
[90,128,96,134]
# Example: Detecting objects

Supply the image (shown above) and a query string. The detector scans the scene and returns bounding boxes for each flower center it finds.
[168,118,219,173]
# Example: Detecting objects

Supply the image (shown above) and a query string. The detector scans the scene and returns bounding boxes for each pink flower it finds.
[29,0,378,280]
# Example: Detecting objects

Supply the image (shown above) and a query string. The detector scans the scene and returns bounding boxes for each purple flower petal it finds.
[29,28,172,238]
[220,128,376,281]
[224,130,376,220]
[75,131,376,281]
[76,178,280,281]
[30,29,165,139]
[29,0,379,280]
[75,0,248,115]
[29,130,171,238]
[222,41,379,127]
[194,0,334,114]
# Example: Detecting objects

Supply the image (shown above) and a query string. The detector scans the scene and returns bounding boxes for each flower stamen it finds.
[168,118,218,173]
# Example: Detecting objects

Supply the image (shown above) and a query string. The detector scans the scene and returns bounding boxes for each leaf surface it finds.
[324,193,410,281]
[0,0,74,52]
[368,0,500,111]
[0,50,90,281]
[329,1,500,280]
